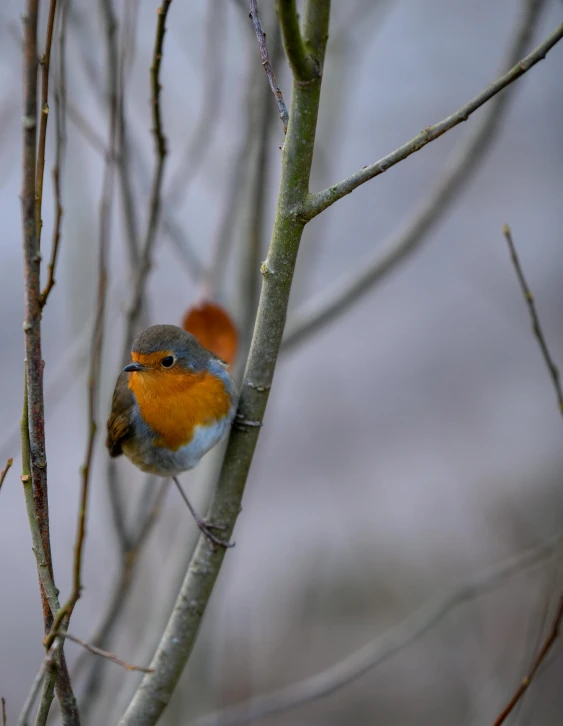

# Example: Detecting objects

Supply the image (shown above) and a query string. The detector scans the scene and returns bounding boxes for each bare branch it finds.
[283,0,548,351]
[493,594,563,726]
[303,20,563,220]
[1,697,6,726]
[277,0,317,82]
[35,0,57,251]
[54,632,154,674]
[503,224,563,416]
[249,0,288,132]
[0,458,12,491]
[17,640,62,726]
[40,0,68,308]
[192,534,561,726]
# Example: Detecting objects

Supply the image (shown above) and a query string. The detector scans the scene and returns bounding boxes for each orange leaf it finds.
[181,300,238,367]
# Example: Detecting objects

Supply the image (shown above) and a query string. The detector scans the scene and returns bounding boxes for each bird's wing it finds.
[106,372,134,457]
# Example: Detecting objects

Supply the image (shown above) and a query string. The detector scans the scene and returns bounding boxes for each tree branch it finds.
[20,3,80,722]
[117,2,331,724]
[493,594,563,726]
[191,534,561,726]
[35,0,57,251]
[276,0,317,82]
[40,0,68,308]
[282,0,549,351]
[0,458,12,491]
[249,0,289,132]
[503,224,563,416]
[302,19,563,221]
[54,632,154,674]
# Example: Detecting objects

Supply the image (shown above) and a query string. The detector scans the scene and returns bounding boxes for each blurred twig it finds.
[17,640,63,726]
[302,19,563,220]
[122,0,172,354]
[114,0,141,268]
[493,595,563,726]
[166,0,224,206]
[192,534,561,726]
[76,480,168,720]
[249,0,288,132]
[283,0,550,351]
[69,8,204,279]
[54,632,154,674]
[0,458,12,491]
[35,0,57,251]
[503,224,563,415]
[40,0,68,308]
[1,697,5,726]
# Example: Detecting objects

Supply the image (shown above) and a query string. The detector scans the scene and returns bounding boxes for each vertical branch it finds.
[118,3,331,724]
[35,0,57,250]
[21,0,53,620]
[40,0,68,308]
[20,6,81,718]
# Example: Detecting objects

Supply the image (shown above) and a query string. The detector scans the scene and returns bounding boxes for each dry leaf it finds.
[181,300,238,366]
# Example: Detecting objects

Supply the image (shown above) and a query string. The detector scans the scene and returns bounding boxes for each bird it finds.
[106,324,238,547]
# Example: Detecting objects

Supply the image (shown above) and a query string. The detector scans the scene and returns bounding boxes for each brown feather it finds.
[106,372,135,457]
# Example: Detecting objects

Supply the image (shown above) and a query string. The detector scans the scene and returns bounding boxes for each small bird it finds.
[106,324,238,547]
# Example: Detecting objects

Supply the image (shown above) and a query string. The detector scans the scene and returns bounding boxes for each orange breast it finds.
[128,367,231,451]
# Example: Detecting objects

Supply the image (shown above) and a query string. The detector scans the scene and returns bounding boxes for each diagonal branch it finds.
[493,594,563,726]
[0,458,12,491]
[503,224,563,416]
[302,19,563,221]
[191,534,561,726]
[249,0,289,132]
[282,0,549,351]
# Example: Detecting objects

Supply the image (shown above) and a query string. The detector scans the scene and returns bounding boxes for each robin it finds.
[106,324,238,547]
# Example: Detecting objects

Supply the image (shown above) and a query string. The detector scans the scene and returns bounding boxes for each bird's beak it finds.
[123,361,146,373]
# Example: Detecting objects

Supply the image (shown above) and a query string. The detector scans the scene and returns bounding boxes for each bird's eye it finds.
[161,356,174,368]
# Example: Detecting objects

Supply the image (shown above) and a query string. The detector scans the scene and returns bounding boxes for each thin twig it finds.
[1,697,6,726]
[493,594,563,726]
[54,632,154,674]
[113,0,141,269]
[191,535,561,726]
[249,0,288,132]
[35,0,57,251]
[122,0,173,355]
[503,224,563,415]
[40,0,68,308]
[276,0,317,81]
[0,458,13,491]
[282,0,548,351]
[303,20,563,220]
[166,0,225,206]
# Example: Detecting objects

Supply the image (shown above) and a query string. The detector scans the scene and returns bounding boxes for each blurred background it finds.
[1,0,563,724]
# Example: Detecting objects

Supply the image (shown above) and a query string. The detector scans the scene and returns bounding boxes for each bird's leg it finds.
[172,476,234,549]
